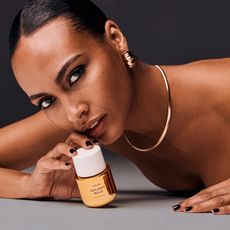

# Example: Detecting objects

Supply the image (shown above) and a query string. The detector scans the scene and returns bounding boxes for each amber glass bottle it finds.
[73,145,116,208]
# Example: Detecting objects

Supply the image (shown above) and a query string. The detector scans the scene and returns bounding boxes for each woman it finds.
[0,0,230,214]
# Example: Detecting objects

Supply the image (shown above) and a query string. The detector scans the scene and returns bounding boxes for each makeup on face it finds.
[72,144,116,208]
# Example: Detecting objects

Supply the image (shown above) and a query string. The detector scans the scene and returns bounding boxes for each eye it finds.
[38,97,55,110]
[69,65,85,86]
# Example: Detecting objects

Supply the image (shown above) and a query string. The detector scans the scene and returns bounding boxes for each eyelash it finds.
[38,65,85,110]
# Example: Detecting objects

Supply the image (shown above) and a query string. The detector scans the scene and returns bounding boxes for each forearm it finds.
[0,111,70,170]
[0,167,30,198]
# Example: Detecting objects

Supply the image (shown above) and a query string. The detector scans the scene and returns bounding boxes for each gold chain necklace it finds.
[124,65,172,152]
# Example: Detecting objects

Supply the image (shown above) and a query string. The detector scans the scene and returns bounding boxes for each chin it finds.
[98,123,124,145]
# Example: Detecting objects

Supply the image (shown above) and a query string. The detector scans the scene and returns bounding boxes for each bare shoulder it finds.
[186,57,230,65]
[163,57,230,78]
[186,57,230,121]
[184,57,230,105]
[164,57,230,119]
[185,57,230,75]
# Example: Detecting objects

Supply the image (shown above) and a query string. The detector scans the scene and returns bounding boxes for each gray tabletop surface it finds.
[0,151,229,230]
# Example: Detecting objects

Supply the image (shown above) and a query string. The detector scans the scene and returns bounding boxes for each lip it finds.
[80,114,106,132]
[84,115,106,138]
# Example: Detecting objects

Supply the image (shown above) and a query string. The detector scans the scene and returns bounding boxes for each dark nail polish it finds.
[86,141,93,146]
[184,206,193,212]
[172,204,181,211]
[70,148,76,154]
[65,162,71,166]
[212,208,220,213]
[93,139,98,143]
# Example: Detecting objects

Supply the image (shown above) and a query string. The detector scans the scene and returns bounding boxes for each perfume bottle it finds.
[72,144,116,208]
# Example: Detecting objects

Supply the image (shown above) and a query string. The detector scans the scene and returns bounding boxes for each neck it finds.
[124,60,170,144]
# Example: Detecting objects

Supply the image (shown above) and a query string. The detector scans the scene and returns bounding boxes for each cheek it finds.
[94,71,133,143]
[104,70,133,114]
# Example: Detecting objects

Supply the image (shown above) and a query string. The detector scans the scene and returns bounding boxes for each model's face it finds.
[12,18,133,144]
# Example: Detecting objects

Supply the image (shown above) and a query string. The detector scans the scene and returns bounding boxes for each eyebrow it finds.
[29,53,82,102]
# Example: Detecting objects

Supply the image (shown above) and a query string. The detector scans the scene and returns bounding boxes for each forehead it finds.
[11,18,99,93]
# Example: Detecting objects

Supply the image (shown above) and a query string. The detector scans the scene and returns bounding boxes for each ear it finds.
[104,20,129,54]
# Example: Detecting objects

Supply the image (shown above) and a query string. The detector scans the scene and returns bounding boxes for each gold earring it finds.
[122,51,136,68]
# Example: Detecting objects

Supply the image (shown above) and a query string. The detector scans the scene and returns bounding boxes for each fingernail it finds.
[65,162,71,166]
[184,206,193,212]
[93,139,99,144]
[212,208,220,213]
[172,204,181,211]
[70,148,76,154]
[86,141,93,147]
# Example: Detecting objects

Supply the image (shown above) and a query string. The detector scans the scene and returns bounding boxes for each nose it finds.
[63,100,89,123]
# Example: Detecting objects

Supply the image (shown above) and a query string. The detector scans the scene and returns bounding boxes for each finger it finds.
[179,180,230,208]
[212,205,230,215]
[174,186,230,212]
[46,143,78,159]
[71,185,81,198]
[200,178,230,193]
[183,194,230,213]
[65,132,98,149]
[36,157,73,174]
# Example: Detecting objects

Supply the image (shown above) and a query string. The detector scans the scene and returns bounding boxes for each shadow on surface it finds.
[112,189,199,205]
[17,189,199,208]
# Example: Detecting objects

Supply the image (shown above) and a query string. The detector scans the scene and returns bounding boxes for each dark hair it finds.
[9,0,108,57]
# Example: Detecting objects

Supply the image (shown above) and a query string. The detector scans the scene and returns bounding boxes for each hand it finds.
[172,178,230,215]
[26,132,98,200]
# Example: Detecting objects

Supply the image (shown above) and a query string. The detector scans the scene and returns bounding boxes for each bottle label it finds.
[76,166,116,207]
[90,182,106,197]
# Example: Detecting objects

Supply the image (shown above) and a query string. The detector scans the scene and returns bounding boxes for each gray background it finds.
[1,0,230,127]
[0,1,230,229]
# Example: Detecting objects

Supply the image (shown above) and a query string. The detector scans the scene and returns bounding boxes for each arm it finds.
[0,167,30,198]
[172,149,230,215]
[0,112,95,199]
[0,111,69,198]
[0,111,70,170]
[173,178,230,215]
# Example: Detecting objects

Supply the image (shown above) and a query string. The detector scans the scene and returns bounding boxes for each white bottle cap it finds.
[72,145,106,177]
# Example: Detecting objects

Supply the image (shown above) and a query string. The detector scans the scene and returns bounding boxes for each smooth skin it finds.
[0,17,229,214]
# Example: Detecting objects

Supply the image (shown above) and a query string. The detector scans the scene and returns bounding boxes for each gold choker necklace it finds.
[124,65,172,152]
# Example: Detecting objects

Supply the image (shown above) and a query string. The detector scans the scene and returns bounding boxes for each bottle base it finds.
[83,193,116,208]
